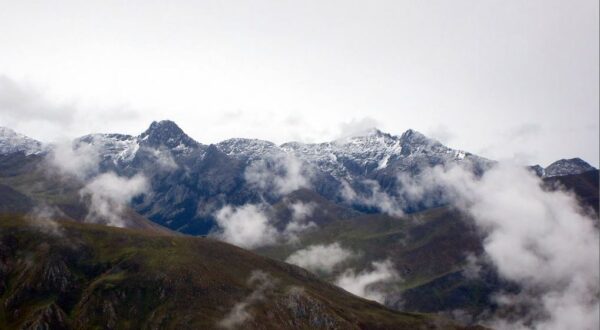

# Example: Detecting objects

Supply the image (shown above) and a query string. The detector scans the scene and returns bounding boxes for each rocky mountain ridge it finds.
[0,120,596,235]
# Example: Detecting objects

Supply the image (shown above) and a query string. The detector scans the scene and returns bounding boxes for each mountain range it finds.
[1,121,594,234]
[0,120,597,329]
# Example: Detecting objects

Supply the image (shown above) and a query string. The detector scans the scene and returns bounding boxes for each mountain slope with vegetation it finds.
[0,216,482,330]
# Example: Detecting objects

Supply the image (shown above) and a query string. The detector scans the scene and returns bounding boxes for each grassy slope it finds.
[0,216,479,330]
[256,206,491,312]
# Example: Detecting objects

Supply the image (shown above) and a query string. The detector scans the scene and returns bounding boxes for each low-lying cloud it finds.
[80,172,148,227]
[213,204,278,249]
[402,163,599,329]
[245,154,313,196]
[335,259,399,304]
[213,201,318,249]
[286,242,353,274]
[341,179,404,217]
[145,147,178,171]
[47,139,100,180]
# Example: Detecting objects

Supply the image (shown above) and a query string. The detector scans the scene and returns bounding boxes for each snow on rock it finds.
[543,158,596,177]
[0,127,44,155]
[217,127,487,183]
[76,133,139,165]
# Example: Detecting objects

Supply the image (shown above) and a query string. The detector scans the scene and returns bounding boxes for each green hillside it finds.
[0,216,480,330]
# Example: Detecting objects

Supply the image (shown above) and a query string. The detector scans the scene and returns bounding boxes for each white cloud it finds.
[286,243,353,274]
[406,163,600,329]
[337,117,380,139]
[80,172,148,227]
[213,201,319,248]
[335,259,399,304]
[245,154,313,196]
[341,179,404,217]
[146,147,178,171]
[282,201,317,243]
[213,204,278,249]
[47,139,100,179]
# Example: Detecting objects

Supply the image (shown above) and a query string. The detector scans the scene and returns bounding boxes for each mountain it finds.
[543,168,599,214]
[543,158,596,177]
[255,169,599,324]
[0,127,44,156]
[0,121,493,235]
[75,120,205,170]
[0,215,478,330]
[222,128,488,181]
[0,122,595,236]
[0,121,596,327]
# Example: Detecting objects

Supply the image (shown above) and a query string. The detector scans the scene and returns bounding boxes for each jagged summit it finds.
[400,129,437,145]
[143,120,183,135]
[0,127,44,155]
[138,120,200,149]
[2,121,594,182]
[400,128,442,146]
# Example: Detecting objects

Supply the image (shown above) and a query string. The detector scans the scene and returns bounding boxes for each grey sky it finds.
[0,0,598,167]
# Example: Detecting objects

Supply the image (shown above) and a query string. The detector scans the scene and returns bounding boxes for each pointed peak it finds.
[139,120,199,149]
[400,128,425,139]
[397,129,446,156]
[144,120,184,135]
[400,129,438,145]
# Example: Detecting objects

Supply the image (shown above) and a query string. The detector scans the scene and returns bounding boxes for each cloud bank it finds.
[402,163,599,329]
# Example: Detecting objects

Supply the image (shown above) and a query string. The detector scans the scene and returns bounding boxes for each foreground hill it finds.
[0,216,479,330]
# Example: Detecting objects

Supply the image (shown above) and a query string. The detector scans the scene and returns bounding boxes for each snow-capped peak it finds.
[0,127,44,155]
[399,129,441,153]
[543,158,596,177]
[138,120,200,150]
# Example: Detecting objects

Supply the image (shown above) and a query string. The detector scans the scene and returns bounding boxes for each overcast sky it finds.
[0,0,598,167]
